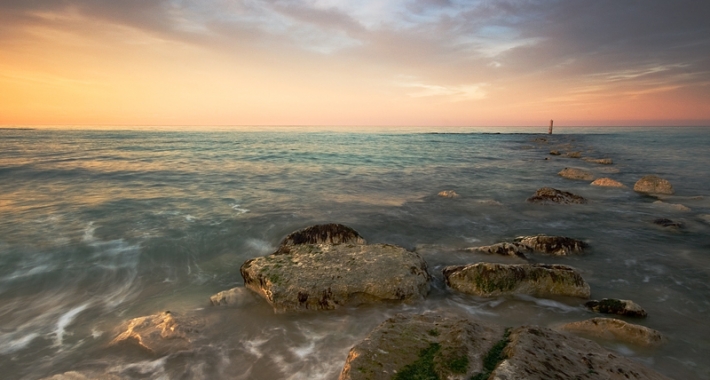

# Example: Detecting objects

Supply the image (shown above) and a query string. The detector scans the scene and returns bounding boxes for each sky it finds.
[1,0,709,127]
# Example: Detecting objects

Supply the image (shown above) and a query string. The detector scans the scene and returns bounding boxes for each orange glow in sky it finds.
[1,1,709,127]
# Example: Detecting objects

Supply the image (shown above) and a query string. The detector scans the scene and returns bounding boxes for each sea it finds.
[0,126,709,379]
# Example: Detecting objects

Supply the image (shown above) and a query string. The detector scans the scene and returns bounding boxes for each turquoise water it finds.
[1,127,709,379]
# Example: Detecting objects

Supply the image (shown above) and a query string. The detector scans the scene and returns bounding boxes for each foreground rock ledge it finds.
[241,243,430,312]
[559,318,664,347]
[527,187,587,204]
[443,263,590,298]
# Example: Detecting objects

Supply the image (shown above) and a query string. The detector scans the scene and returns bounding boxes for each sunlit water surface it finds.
[1,127,709,379]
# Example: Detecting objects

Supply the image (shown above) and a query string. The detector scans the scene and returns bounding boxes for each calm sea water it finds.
[1,126,709,379]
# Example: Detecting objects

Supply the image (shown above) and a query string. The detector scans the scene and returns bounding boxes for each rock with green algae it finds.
[527,187,587,204]
[490,326,670,380]
[513,234,586,255]
[559,317,664,347]
[338,313,504,380]
[465,242,530,259]
[585,298,647,318]
[443,263,590,298]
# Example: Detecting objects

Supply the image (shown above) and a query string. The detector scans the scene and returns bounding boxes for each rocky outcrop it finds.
[582,157,613,165]
[527,187,587,204]
[490,326,670,380]
[209,286,257,307]
[653,218,684,228]
[514,235,586,255]
[466,243,530,259]
[443,263,590,298]
[559,318,664,347]
[558,167,595,181]
[591,178,625,188]
[585,299,647,318]
[241,243,430,312]
[634,175,674,195]
[277,223,366,252]
[339,313,503,380]
[109,311,204,354]
[438,190,460,198]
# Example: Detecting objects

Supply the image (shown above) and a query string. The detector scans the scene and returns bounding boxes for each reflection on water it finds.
[0,127,709,379]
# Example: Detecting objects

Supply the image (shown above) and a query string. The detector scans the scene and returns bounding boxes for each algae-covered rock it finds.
[527,187,587,204]
[558,167,595,181]
[514,235,586,255]
[109,311,204,354]
[559,318,664,347]
[438,190,460,198]
[443,263,590,298]
[339,313,504,380]
[490,326,670,380]
[466,243,530,259]
[585,298,647,318]
[634,175,674,195]
[277,223,366,252]
[591,178,625,188]
[241,243,430,312]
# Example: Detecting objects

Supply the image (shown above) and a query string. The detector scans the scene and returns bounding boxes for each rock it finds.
[585,299,647,318]
[277,223,366,251]
[514,235,586,255]
[438,190,460,198]
[209,286,257,307]
[591,178,625,188]
[443,263,590,298]
[466,243,530,259]
[559,318,664,347]
[527,187,587,204]
[477,199,503,206]
[549,150,561,156]
[39,372,122,380]
[699,214,710,224]
[634,175,674,195]
[597,166,621,174]
[566,151,582,158]
[652,218,684,228]
[339,313,503,380]
[582,157,613,165]
[241,243,430,312]
[652,200,691,212]
[558,167,595,181]
[109,311,204,354]
[490,326,670,380]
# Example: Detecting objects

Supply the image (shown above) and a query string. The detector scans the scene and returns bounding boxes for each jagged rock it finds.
[653,218,684,228]
[566,151,582,158]
[634,175,674,195]
[277,223,366,252]
[209,286,257,307]
[339,313,503,380]
[438,190,460,198]
[585,299,647,318]
[652,200,690,212]
[591,178,625,188]
[514,235,586,255]
[582,157,613,165]
[39,372,122,380]
[549,150,561,156]
[109,311,204,354]
[241,243,430,313]
[558,167,595,181]
[490,326,670,380]
[466,243,530,259]
[559,318,664,347]
[527,187,587,204]
[443,263,590,298]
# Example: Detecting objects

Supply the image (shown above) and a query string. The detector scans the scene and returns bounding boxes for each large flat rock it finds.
[241,243,430,312]
[109,311,204,354]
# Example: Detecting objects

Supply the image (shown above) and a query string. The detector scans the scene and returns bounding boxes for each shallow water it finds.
[1,126,709,379]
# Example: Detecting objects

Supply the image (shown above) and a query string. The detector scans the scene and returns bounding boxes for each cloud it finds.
[397,77,487,101]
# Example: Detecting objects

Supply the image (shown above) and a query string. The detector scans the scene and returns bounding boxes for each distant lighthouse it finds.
[548,120,553,134]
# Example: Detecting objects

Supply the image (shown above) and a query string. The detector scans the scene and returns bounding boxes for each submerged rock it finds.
[514,235,586,255]
[652,218,684,228]
[490,326,670,380]
[566,151,582,158]
[209,286,257,307]
[558,167,595,181]
[527,187,587,204]
[466,243,530,259]
[109,311,204,354]
[582,157,613,165]
[559,318,664,347]
[443,263,590,298]
[277,223,366,252]
[438,190,460,198]
[591,178,625,188]
[549,150,561,155]
[241,243,430,312]
[40,372,122,380]
[585,299,647,318]
[339,313,503,380]
[634,175,674,195]
[652,200,691,212]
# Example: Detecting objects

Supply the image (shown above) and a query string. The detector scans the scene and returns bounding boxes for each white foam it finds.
[243,337,269,359]
[91,328,103,339]
[82,222,96,243]
[110,356,168,377]
[0,332,39,354]
[53,303,90,347]
[185,215,196,222]
[515,294,579,312]
[246,238,275,254]
[230,204,250,214]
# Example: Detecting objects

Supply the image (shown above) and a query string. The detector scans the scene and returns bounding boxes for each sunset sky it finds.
[1,0,709,127]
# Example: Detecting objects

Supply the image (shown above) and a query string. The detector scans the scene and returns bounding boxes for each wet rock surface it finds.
[443,263,590,298]
[466,243,530,259]
[241,243,430,312]
[653,200,691,211]
[109,311,204,354]
[438,190,460,198]
[527,187,587,204]
[490,326,670,380]
[582,157,613,165]
[634,175,674,195]
[585,298,647,318]
[559,318,664,347]
[653,218,684,228]
[209,286,257,307]
[39,371,123,380]
[591,178,625,187]
[277,223,366,252]
[558,167,595,181]
[514,235,586,255]
[566,151,582,158]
